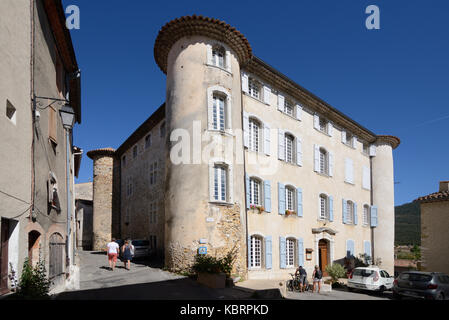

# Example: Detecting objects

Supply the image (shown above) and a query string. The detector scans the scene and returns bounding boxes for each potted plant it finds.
[285,210,296,216]
[250,205,265,213]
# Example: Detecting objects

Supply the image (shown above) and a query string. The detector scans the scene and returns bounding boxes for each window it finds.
[249,178,261,206]
[319,194,328,220]
[160,122,166,137]
[285,134,294,163]
[249,118,260,152]
[126,176,133,197]
[314,114,331,135]
[145,134,152,149]
[48,107,57,145]
[149,202,157,224]
[347,200,354,224]
[250,235,262,268]
[319,148,328,175]
[319,118,328,133]
[6,100,16,125]
[343,131,355,148]
[149,161,158,185]
[363,205,370,226]
[285,186,295,211]
[212,46,225,68]
[284,99,294,117]
[122,155,126,166]
[212,94,226,131]
[362,143,369,155]
[248,78,260,99]
[133,146,138,159]
[286,238,296,268]
[213,164,227,202]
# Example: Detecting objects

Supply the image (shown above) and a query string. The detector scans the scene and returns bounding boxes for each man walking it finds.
[106,238,120,271]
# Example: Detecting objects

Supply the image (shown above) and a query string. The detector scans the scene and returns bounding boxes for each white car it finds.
[347,267,394,292]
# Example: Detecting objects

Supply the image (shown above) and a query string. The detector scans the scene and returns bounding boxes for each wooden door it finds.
[0,219,10,294]
[319,240,329,277]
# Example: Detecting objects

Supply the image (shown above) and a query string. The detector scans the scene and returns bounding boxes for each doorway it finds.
[1,219,10,294]
[28,231,41,266]
[318,239,329,277]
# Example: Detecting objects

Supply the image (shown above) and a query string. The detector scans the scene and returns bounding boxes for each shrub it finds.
[325,264,346,284]
[16,259,51,299]
[192,247,237,277]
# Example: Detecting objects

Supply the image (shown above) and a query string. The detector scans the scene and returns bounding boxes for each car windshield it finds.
[399,273,432,282]
[132,240,149,246]
[353,269,375,277]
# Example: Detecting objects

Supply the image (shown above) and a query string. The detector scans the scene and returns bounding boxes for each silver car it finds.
[130,239,151,259]
[393,271,449,300]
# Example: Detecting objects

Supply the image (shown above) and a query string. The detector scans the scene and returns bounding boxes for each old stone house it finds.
[0,0,81,294]
[88,15,399,279]
[416,181,449,275]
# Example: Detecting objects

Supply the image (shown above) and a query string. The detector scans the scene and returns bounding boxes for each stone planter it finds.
[197,272,226,289]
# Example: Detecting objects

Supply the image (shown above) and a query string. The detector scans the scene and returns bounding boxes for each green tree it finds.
[16,258,51,299]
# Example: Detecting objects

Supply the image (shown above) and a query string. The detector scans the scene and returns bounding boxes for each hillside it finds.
[395,201,421,245]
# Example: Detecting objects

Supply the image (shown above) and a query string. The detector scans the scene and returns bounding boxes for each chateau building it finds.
[88,15,399,279]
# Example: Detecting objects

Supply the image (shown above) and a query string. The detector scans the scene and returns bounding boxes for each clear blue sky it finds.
[66,0,449,206]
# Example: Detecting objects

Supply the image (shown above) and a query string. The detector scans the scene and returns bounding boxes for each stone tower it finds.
[371,135,400,274]
[87,148,118,251]
[154,16,253,276]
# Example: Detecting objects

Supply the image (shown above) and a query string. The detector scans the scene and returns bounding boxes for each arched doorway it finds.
[318,239,330,276]
[28,231,41,266]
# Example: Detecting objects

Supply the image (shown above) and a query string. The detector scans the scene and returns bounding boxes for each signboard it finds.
[198,247,207,255]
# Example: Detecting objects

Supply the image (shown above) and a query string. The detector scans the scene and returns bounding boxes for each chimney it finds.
[439,181,449,192]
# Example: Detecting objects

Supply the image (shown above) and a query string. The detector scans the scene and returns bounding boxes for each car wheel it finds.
[379,286,386,294]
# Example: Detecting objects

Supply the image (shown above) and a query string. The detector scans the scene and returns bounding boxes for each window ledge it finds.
[278,109,300,121]
[205,63,232,75]
[208,129,235,137]
[344,181,355,186]
[209,201,234,207]
[243,92,269,106]
[315,171,331,178]
[314,127,331,137]
[342,142,356,149]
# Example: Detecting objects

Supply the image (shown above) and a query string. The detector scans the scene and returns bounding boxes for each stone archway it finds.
[313,227,337,277]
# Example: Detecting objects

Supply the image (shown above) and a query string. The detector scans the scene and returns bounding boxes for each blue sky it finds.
[66,0,449,206]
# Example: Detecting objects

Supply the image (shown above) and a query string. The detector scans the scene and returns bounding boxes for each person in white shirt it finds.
[106,238,120,271]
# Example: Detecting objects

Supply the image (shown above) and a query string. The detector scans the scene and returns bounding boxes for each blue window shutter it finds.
[279,236,286,269]
[278,129,285,160]
[278,183,285,215]
[265,236,272,269]
[370,205,378,227]
[248,235,252,269]
[296,187,303,217]
[364,241,371,257]
[354,202,358,225]
[342,198,347,224]
[329,195,334,222]
[346,240,354,258]
[245,174,250,209]
[297,237,304,267]
[263,123,271,156]
[296,137,302,166]
[264,180,271,212]
[243,112,249,148]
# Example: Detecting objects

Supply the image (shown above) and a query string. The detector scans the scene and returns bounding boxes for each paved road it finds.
[55,251,256,300]
[285,288,392,300]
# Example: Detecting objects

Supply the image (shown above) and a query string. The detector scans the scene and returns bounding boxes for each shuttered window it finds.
[212,46,225,68]
[250,235,262,268]
[286,186,295,211]
[213,165,227,202]
[319,148,328,175]
[212,95,225,131]
[249,119,260,152]
[48,107,57,144]
[285,134,294,163]
[320,194,327,220]
[248,78,260,99]
[363,205,370,226]
[284,99,294,117]
[286,238,295,268]
[249,178,261,206]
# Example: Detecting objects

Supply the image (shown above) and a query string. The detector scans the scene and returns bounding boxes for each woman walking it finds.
[312,265,323,293]
[122,240,133,270]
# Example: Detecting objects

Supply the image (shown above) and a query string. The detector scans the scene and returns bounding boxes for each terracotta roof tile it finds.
[416,190,449,203]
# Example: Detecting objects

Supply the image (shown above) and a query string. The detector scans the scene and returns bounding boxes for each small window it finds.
[319,118,328,133]
[212,46,225,68]
[145,134,152,149]
[248,78,260,100]
[48,107,58,145]
[149,161,158,185]
[249,177,261,206]
[250,235,263,268]
[362,143,369,155]
[284,99,294,117]
[249,118,261,152]
[6,100,16,125]
[285,134,294,164]
[347,200,354,224]
[319,148,328,175]
[286,238,296,268]
[285,186,295,211]
[363,205,370,226]
[345,132,355,147]
[133,146,138,159]
[213,164,227,202]
[122,155,126,166]
[160,122,166,137]
[212,94,226,131]
[319,194,328,220]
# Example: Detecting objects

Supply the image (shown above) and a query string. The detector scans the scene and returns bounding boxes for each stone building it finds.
[416,181,449,274]
[88,15,399,279]
[75,182,93,250]
[0,0,81,294]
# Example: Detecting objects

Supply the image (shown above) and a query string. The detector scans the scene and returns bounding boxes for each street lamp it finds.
[59,104,75,130]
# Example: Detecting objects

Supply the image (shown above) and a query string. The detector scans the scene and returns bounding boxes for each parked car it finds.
[393,271,449,300]
[347,267,394,292]
[130,239,151,259]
